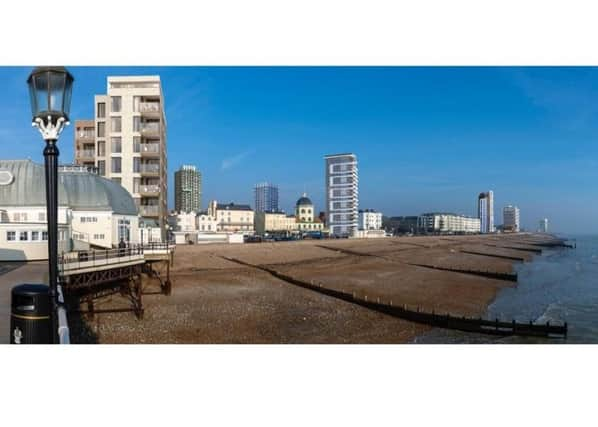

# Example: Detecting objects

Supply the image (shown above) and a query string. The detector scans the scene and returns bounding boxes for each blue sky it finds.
[1,66,597,234]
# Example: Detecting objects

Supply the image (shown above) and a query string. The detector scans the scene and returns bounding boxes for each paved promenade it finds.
[0,262,47,344]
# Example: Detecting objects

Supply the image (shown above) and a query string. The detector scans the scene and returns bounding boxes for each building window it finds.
[133,96,141,112]
[13,212,28,222]
[111,157,122,174]
[97,102,106,118]
[133,116,141,132]
[133,157,140,173]
[97,122,105,138]
[19,231,28,241]
[6,231,15,241]
[93,234,105,240]
[97,141,106,156]
[133,136,141,153]
[111,96,122,113]
[111,137,122,153]
[98,160,106,176]
[111,117,122,133]
[133,178,140,193]
[59,230,66,241]
[31,231,39,241]
[42,231,48,241]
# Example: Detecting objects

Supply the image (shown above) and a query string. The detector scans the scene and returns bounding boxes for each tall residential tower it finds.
[325,153,359,237]
[478,191,494,233]
[75,76,168,238]
[254,182,279,213]
[175,165,202,213]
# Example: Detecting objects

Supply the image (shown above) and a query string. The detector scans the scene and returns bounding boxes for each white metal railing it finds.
[141,123,160,133]
[140,184,160,194]
[140,102,160,113]
[140,164,160,173]
[79,150,95,158]
[140,205,160,216]
[59,246,145,273]
[141,144,160,153]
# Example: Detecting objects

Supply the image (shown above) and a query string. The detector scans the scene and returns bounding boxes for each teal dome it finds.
[0,159,137,216]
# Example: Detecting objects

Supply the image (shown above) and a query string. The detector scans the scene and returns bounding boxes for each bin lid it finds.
[11,284,51,316]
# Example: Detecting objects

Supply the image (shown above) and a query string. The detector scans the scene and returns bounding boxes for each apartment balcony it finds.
[77,150,95,160]
[140,164,160,176]
[139,102,161,118]
[140,143,161,157]
[139,184,160,196]
[139,205,160,217]
[140,122,161,137]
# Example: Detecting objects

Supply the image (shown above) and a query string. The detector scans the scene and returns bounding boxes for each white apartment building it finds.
[325,153,359,237]
[208,201,254,233]
[0,160,139,261]
[478,191,495,233]
[503,205,520,232]
[418,212,481,234]
[358,209,383,230]
[254,211,297,235]
[197,212,218,233]
[80,76,167,240]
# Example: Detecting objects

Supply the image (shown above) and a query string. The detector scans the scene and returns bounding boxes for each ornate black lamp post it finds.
[27,66,74,343]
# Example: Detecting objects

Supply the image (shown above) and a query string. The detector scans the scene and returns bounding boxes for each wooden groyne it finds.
[406,263,517,282]
[223,256,567,339]
[460,250,526,262]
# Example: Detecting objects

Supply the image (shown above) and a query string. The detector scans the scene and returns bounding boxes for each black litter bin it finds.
[10,284,52,344]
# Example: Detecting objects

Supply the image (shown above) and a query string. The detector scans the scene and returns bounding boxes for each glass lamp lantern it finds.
[27,66,74,126]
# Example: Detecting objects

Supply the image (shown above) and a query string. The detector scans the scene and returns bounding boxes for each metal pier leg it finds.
[132,275,144,320]
[86,299,95,320]
[164,260,172,296]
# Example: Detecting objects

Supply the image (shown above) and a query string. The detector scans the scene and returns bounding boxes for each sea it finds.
[413,234,598,344]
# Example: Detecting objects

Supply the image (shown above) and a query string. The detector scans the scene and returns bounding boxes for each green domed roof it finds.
[0,159,137,216]
[296,193,313,206]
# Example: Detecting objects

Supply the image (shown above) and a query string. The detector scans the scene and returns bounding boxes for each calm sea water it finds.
[413,235,598,344]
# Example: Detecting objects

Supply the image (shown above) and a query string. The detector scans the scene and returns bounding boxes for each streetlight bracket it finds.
[32,116,69,141]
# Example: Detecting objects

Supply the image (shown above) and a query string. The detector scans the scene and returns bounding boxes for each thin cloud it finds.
[221,150,254,171]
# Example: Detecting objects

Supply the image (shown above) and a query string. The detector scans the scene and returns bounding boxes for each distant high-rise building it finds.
[175,165,202,213]
[539,218,549,233]
[254,182,279,213]
[478,191,494,233]
[325,153,359,236]
[503,205,520,232]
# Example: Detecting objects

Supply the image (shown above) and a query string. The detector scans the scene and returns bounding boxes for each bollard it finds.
[10,284,52,344]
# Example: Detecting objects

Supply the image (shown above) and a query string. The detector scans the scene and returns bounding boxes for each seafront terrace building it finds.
[208,201,254,233]
[418,212,481,234]
[0,160,140,261]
